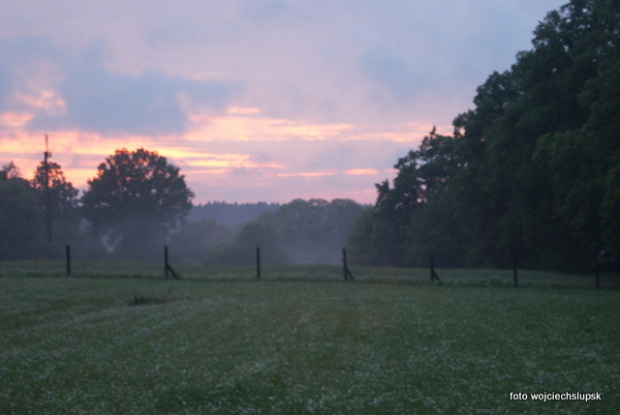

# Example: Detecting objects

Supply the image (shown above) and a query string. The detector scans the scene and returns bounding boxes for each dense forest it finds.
[347,0,620,274]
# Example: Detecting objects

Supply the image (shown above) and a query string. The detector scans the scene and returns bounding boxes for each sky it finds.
[0,0,567,204]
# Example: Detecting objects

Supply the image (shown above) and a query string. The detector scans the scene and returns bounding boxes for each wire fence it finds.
[0,244,617,290]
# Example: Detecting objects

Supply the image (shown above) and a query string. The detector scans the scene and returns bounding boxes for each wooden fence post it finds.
[343,249,347,281]
[164,246,169,279]
[66,244,71,275]
[430,254,434,284]
[164,245,180,279]
[513,256,518,288]
[430,254,442,285]
[256,247,261,280]
[342,249,354,281]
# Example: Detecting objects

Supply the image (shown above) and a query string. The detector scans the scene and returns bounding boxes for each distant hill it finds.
[188,201,280,226]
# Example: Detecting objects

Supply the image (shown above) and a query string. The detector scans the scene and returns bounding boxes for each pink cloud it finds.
[345,169,378,176]
[0,0,567,204]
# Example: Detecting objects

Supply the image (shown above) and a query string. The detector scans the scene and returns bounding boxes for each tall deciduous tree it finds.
[81,148,194,261]
[0,162,44,259]
[30,161,81,256]
[350,0,619,272]
[1,161,21,180]
[31,161,80,223]
[454,0,619,271]
[348,130,465,267]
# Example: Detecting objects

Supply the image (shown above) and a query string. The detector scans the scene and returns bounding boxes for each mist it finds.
[170,199,367,266]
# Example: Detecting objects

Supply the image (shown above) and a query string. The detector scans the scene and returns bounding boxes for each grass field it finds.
[1,262,619,414]
[1,259,617,288]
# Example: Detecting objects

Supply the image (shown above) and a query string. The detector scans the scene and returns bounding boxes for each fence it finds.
[2,244,614,290]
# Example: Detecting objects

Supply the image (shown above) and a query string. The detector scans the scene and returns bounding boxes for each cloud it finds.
[1,0,567,128]
[0,36,241,136]
[360,49,429,103]
[0,0,568,204]
[0,65,11,106]
[239,0,288,22]
[514,0,566,20]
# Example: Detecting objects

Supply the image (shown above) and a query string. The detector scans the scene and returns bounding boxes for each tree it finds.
[202,198,365,265]
[0,162,45,259]
[1,161,21,180]
[206,221,287,266]
[351,0,619,272]
[30,161,81,254]
[81,148,194,261]
[405,188,468,268]
[169,220,234,264]
[348,130,465,267]
[347,209,373,265]
[451,0,619,271]
[31,161,80,223]
[257,198,365,264]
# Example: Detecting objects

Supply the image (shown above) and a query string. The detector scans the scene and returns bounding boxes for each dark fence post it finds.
[513,256,518,288]
[343,249,347,281]
[164,245,180,279]
[342,249,355,281]
[256,247,261,280]
[164,246,169,279]
[430,254,442,285]
[430,254,434,284]
[66,244,71,275]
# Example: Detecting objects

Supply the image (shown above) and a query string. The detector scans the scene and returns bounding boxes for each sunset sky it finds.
[1,0,566,204]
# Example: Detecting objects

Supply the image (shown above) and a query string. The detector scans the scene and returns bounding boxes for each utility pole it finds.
[44,134,53,260]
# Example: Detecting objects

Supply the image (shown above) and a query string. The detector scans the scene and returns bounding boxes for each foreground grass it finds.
[1,273,619,414]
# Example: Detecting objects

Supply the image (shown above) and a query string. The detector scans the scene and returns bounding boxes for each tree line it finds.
[1,149,194,261]
[1,153,365,264]
[188,202,280,226]
[347,0,619,274]
[1,161,81,260]
[198,198,365,266]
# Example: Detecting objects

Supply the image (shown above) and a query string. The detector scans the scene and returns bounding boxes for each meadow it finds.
[1,262,618,414]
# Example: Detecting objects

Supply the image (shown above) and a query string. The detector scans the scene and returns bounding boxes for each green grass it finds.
[1,264,619,414]
[1,259,617,288]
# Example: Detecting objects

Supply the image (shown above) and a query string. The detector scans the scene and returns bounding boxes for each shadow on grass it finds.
[129,289,173,306]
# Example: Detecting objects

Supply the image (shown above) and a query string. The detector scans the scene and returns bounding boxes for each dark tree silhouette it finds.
[0,162,44,259]
[81,148,194,261]
[348,0,620,272]
[31,161,79,223]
